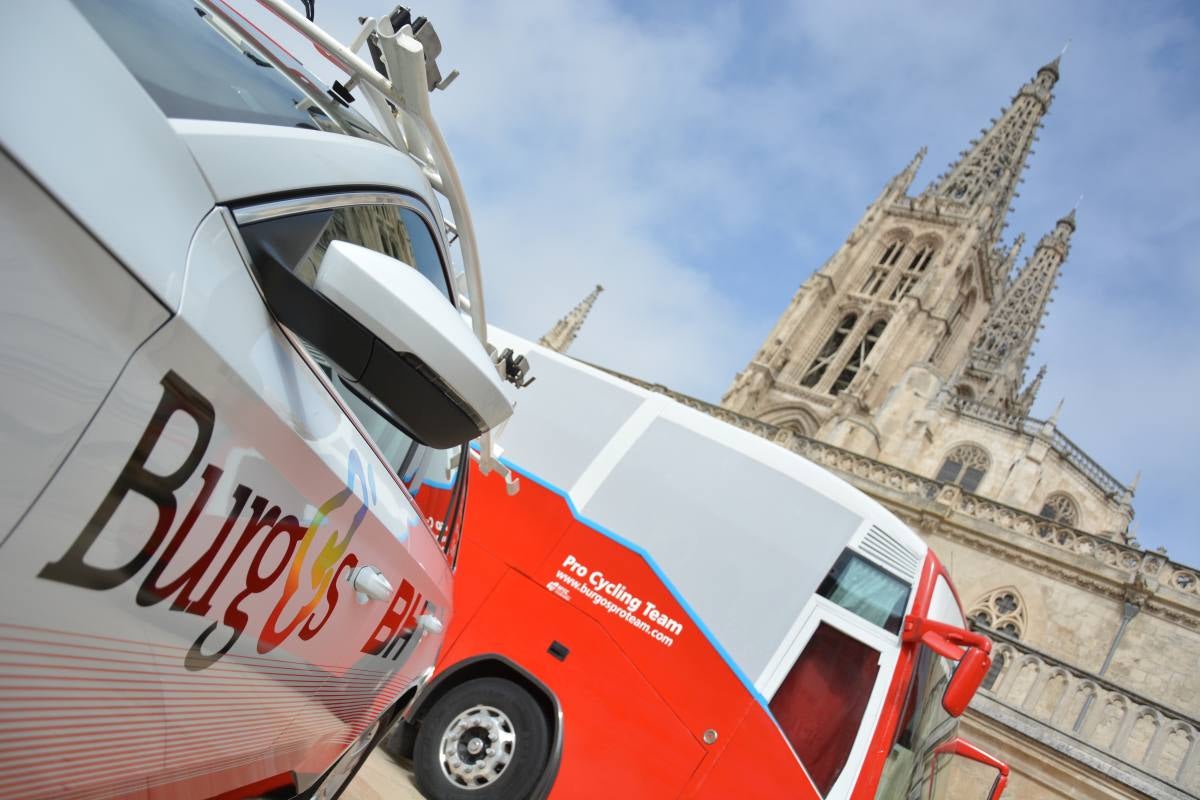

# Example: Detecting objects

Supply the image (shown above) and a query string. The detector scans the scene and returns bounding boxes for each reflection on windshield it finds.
[75,0,386,142]
[926,748,1003,800]
[874,646,958,799]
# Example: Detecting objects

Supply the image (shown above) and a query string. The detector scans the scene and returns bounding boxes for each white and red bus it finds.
[396,329,1009,800]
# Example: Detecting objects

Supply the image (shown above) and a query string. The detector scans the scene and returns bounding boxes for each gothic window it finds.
[861,236,907,296]
[1039,492,1079,527]
[800,314,857,388]
[968,587,1027,638]
[889,240,937,301]
[830,319,887,395]
[935,443,989,493]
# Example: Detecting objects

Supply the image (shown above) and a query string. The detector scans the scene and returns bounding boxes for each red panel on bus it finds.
[689,705,820,800]
[533,519,755,743]
[435,569,707,797]
[466,467,578,576]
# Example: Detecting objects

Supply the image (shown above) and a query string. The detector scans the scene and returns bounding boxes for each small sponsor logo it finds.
[546,580,571,601]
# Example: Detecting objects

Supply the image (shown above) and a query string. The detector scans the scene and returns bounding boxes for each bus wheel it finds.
[414,677,549,800]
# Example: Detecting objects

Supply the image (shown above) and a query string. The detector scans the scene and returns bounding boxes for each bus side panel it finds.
[536,520,754,743]
[439,530,509,655]
[416,466,578,656]
[472,469,578,576]
[435,569,707,798]
[418,466,578,584]
[411,482,507,655]
[687,706,820,800]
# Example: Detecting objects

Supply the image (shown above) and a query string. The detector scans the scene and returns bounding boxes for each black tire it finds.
[413,677,550,800]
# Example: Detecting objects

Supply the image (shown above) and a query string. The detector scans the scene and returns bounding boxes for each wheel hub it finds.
[438,704,516,789]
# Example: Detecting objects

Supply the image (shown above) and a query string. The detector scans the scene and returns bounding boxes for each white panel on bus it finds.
[928,574,966,628]
[582,416,863,679]
[497,348,645,491]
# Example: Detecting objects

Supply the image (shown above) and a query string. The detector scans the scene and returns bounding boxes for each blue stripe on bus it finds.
[494,454,772,713]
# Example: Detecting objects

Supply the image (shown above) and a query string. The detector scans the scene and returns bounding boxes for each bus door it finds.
[758,548,912,799]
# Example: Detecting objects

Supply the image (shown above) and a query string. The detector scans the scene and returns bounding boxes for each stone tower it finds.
[722,58,1065,450]
[539,284,603,353]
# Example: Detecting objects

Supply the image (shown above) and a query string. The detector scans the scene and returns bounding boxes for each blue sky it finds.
[237,1,1200,565]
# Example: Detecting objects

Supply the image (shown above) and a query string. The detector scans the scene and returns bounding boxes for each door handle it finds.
[349,565,394,604]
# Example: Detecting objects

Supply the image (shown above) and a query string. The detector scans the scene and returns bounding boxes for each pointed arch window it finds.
[968,587,1027,639]
[800,314,857,388]
[889,241,936,301]
[861,237,907,296]
[935,444,989,493]
[1039,492,1079,527]
[831,319,887,395]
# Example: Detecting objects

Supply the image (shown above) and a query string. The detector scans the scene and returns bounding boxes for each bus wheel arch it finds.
[386,655,562,800]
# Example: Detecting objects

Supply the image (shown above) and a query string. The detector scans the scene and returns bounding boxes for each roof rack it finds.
[252,0,520,492]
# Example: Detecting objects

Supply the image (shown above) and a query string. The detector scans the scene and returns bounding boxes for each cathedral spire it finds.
[891,146,928,194]
[928,56,1061,241]
[962,210,1075,412]
[1016,364,1047,416]
[539,284,604,354]
[995,233,1026,288]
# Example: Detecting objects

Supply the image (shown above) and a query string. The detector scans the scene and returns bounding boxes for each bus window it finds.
[770,622,881,795]
[874,646,957,799]
[817,550,911,634]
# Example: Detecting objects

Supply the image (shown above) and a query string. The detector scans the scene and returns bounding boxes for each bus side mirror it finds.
[927,737,1009,800]
[903,616,992,717]
[944,645,989,716]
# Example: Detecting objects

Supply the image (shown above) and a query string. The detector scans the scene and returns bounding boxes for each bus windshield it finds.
[75,0,387,143]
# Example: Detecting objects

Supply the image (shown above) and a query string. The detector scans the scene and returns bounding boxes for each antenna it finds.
[1073,193,1083,211]
[1060,39,1071,57]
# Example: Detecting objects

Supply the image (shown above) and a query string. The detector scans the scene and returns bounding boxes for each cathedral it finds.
[542,56,1200,799]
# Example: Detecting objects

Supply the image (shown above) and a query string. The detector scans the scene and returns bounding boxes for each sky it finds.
[233,1,1200,565]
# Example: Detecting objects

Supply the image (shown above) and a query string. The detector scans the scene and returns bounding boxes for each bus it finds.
[393,329,1008,800]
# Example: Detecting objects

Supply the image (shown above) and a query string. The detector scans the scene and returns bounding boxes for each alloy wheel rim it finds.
[437,704,516,789]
